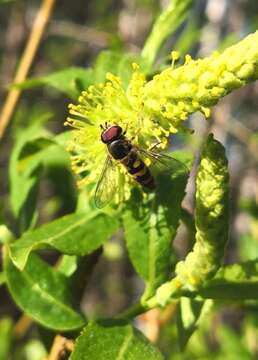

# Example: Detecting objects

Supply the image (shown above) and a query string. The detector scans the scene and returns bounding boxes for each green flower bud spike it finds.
[155,134,229,306]
[176,134,229,289]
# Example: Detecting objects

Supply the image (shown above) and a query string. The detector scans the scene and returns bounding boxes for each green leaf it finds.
[14,52,149,100]
[0,272,6,286]
[70,321,164,360]
[0,225,14,244]
[10,211,119,270]
[239,234,258,262]
[142,0,193,66]
[0,318,13,360]
[18,137,55,176]
[4,249,85,331]
[9,118,53,229]
[173,20,200,57]
[57,255,78,277]
[218,326,251,360]
[14,67,94,99]
[176,298,211,350]
[123,152,191,299]
[199,259,258,300]
[94,51,150,87]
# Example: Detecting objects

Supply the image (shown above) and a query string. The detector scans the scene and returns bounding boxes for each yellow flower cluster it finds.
[65,66,150,190]
[66,31,258,194]
[143,30,258,134]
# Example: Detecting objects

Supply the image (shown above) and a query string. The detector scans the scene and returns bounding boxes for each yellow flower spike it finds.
[66,31,258,202]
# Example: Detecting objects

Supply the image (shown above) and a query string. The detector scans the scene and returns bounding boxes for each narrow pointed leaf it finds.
[14,67,94,99]
[142,0,193,66]
[200,259,258,300]
[10,212,119,270]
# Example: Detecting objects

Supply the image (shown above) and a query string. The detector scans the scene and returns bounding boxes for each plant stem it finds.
[0,0,56,139]
[14,314,32,339]
[116,302,151,320]
[46,335,74,360]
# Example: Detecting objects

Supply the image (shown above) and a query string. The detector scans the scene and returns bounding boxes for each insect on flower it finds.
[94,123,187,208]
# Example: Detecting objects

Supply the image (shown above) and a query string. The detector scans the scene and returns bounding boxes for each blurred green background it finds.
[0,0,258,359]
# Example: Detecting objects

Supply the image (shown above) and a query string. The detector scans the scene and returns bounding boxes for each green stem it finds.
[116,302,150,320]
[141,0,193,67]
[116,280,184,320]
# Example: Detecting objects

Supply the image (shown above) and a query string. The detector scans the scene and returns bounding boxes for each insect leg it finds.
[148,141,162,151]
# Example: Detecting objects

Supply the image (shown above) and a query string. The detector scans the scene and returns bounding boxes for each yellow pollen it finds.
[133,159,141,168]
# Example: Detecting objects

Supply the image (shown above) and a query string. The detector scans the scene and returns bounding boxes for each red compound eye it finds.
[101,125,122,143]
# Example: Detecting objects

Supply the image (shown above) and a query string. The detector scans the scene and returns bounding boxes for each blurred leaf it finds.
[173,20,200,56]
[10,127,74,232]
[0,225,14,244]
[24,339,47,360]
[94,50,150,87]
[239,234,258,262]
[42,132,77,215]
[14,67,94,99]
[0,272,6,286]
[200,259,258,299]
[218,326,251,360]
[142,0,193,66]
[9,117,53,230]
[14,52,149,100]
[217,32,240,52]
[4,249,85,331]
[123,151,191,299]
[177,297,206,351]
[18,137,56,177]
[10,211,119,270]
[239,199,258,218]
[0,318,13,360]
[57,255,78,277]
[70,321,164,360]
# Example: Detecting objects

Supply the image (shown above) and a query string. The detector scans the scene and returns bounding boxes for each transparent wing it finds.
[137,147,188,175]
[94,155,119,208]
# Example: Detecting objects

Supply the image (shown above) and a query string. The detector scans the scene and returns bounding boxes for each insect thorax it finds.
[107,139,132,160]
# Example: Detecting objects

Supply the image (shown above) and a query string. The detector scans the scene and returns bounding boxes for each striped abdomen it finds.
[120,150,155,189]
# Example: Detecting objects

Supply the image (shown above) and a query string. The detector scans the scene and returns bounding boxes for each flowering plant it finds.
[2,0,258,359]
[66,31,258,202]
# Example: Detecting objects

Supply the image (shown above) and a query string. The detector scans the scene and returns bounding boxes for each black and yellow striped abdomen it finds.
[107,138,155,190]
[120,150,155,189]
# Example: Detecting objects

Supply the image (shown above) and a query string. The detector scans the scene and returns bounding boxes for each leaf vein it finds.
[116,327,133,360]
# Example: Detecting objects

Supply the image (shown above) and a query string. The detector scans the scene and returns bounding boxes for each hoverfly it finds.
[94,123,187,208]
